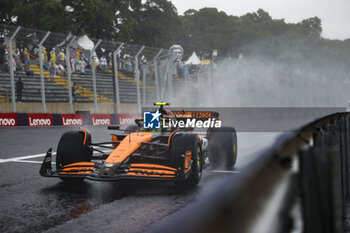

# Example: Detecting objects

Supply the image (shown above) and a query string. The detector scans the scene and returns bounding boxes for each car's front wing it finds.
[40,148,190,181]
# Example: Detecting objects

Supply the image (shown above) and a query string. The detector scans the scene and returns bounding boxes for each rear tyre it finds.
[207,127,237,169]
[56,129,93,182]
[171,133,202,186]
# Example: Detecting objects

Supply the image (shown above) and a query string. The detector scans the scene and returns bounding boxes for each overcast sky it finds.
[170,0,350,40]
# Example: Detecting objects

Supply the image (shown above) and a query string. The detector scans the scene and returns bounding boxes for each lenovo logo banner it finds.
[28,114,53,127]
[61,114,84,126]
[91,114,111,126]
[0,113,18,127]
[118,114,138,126]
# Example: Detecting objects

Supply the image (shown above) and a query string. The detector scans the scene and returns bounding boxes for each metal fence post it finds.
[209,58,214,89]
[8,26,21,112]
[135,46,145,114]
[167,57,173,103]
[184,64,188,99]
[90,39,102,113]
[198,67,203,103]
[167,53,176,103]
[66,36,76,114]
[38,31,50,113]
[346,115,350,200]
[154,49,162,101]
[160,55,170,101]
[113,42,124,114]
[142,65,147,105]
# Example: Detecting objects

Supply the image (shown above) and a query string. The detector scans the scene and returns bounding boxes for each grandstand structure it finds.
[0,63,152,103]
[0,24,210,114]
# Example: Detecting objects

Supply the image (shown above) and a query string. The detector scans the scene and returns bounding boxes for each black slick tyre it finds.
[207,127,237,169]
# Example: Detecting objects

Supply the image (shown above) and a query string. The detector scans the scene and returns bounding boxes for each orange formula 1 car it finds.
[40,103,238,186]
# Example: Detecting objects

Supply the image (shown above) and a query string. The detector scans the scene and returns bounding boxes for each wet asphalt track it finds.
[0,112,330,233]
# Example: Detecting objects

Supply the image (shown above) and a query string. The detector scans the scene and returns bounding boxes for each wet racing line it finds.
[0,126,280,233]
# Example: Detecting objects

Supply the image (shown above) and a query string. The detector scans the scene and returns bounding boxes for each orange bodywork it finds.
[111,135,118,148]
[184,152,192,169]
[59,162,94,175]
[59,171,92,174]
[127,172,175,178]
[130,163,177,171]
[168,130,179,146]
[127,163,177,177]
[63,162,94,168]
[129,168,175,175]
[80,128,88,145]
[105,132,152,164]
[61,167,93,171]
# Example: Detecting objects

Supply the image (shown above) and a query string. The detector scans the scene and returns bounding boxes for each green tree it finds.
[0,0,179,47]
[3,0,66,31]
[299,17,322,38]
[0,0,17,25]
[178,8,239,58]
[113,0,143,42]
[2,1,347,62]
[0,0,142,39]
[132,0,180,47]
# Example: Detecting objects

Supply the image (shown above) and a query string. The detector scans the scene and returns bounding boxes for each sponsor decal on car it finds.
[104,163,114,167]
[28,114,53,127]
[91,114,111,126]
[61,114,84,126]
[0,113,17,127]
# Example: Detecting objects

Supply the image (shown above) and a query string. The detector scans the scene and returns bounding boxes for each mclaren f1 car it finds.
[40,103,238,186]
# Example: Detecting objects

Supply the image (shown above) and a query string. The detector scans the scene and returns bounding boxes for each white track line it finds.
[0,152,56,164]
[0,150,108,164]
[10,160,56,164]
[253,134,279,138]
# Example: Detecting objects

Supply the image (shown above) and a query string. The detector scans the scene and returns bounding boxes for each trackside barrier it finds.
[0,113,18,126]
[154,112,350,233]
[60,114,84,126]
[0,113,120,127]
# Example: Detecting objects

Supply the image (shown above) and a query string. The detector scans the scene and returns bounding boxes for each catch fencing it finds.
[0,24,211,114]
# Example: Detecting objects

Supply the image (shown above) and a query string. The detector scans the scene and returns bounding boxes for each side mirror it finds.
[107,125,120,130]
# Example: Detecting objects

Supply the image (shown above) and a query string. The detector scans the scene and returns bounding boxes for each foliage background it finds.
[1,0,349,62]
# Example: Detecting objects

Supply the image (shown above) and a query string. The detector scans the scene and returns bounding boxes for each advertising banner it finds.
[27,113,53,127]
[91,114,111,126]
[61,114,84,126]
[118,114,138,126]
[0,113,18,127]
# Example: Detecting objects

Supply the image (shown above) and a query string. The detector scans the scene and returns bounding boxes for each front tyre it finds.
[186,141,202,185]
[171,133,203,186]
[56,129,93,182]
